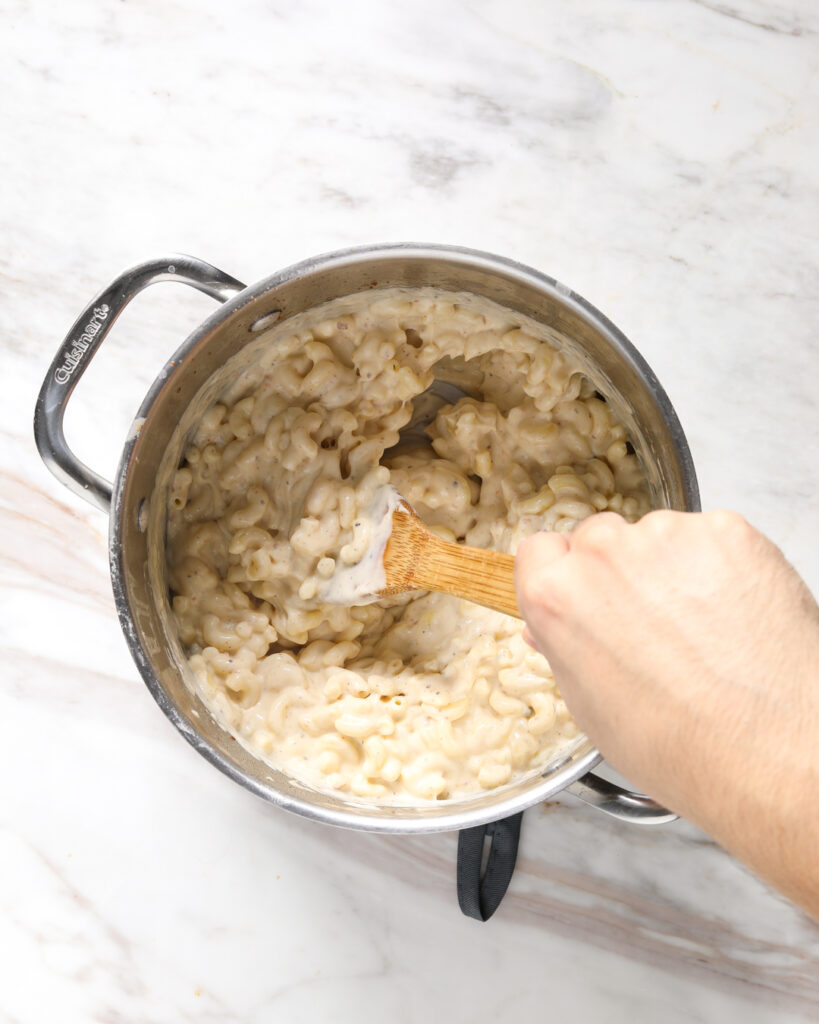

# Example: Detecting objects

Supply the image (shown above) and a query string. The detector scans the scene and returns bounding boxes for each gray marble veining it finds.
[1,0,818,1021]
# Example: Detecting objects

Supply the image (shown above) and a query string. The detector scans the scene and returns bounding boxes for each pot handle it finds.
[33,255,246,515]
[565,770,678,825]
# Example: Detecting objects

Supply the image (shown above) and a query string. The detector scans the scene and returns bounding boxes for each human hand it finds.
[515,510,819,919]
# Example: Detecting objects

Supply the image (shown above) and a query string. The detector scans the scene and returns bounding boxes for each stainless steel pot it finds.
[34,244,699,834]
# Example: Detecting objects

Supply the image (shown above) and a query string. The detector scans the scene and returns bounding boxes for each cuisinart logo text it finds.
[54,304,110,384]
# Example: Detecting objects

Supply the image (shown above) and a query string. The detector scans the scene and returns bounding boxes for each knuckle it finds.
[640,509,679,538]
[572,511,623,553]
[516,530,569,569]
[706,508,754,543]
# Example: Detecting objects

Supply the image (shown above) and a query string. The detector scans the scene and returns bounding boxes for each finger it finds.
[516,530,570,567]
[569,510,626,548]
[515,531,570,619]
[521,625,541,651]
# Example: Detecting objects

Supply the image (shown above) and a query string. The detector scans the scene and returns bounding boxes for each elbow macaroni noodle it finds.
[167,288,651,802]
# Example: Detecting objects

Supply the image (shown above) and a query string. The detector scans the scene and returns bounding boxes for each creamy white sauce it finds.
[319,485,405,606]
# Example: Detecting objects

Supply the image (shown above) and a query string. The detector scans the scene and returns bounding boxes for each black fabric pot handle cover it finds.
[456,812,523,921]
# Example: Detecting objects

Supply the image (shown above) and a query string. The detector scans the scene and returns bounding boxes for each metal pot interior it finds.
[110,245,698,832]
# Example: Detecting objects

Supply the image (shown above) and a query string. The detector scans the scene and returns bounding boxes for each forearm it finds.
[669,663,819,919]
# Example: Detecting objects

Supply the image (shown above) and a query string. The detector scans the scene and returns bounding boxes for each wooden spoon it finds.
[380,502,521,618]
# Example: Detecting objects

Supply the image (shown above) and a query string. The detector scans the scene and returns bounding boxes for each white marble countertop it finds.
[2,0,818,1020]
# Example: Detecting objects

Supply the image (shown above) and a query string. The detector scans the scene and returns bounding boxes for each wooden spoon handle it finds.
[409,532,521,618]
[382,504,521,618]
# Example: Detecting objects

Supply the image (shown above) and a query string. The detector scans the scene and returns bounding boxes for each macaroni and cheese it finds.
[166,288,651,802]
